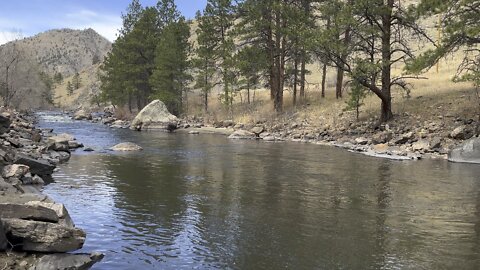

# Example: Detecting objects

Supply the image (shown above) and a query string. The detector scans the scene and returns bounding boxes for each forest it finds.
[99,0,480,124]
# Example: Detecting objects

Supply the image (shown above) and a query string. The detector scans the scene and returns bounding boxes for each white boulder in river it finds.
[448,137,480,164]
[110,142,143,151]
[130,99,178,131]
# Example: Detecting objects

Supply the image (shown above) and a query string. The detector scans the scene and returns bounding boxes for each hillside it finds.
[0,28,111,109]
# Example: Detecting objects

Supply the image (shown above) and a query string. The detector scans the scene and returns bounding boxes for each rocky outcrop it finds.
[2,218,85,252]
[130,100,178,131]
[0,110,102,269]
[73,110,91,121]
[0,204,59,223]
[30,252,105,270]
[110,142,143,151]
[448,137,480,164]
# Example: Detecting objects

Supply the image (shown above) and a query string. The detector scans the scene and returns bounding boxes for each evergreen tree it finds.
[72,72,81,89]
[193,11,218,112]
[67,81,74,95]
[150,17,191,115]
[201,0,236,107]
[236,46,267,104]
[316,0,427,122]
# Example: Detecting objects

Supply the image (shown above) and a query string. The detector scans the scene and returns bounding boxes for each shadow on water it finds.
[37,112,480,269]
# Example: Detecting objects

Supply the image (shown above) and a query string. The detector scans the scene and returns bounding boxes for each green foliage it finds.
[150,18,191,115]
[53,72,63,84]
[72,72,81,89]
[345,81,368,121]
[67,81,74,95]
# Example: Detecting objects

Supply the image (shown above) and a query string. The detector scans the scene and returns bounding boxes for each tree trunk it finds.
[247,81,250,104]
[321,63,327,98]
[293,57,298,106]
[380,0,394,122]
[300,55,306,103]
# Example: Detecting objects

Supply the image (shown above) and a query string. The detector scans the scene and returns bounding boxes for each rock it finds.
[222,120,235,127]
[13,154,55,177]
[130,100,178,131]
[83,147,94,152]
[372,132,393,144]
[47,135,70,151]
[26,201,74,227]
[412,139,430,151]
[234,123,244,129]
[0,220,6,251]
[373,144,389,153]
[49,151,71,163]
[29,252,104,270]
[251,126,265,136]
[2,164,30,179]
[0,203,59,223]
[2,218,85,252]
[262,136,276,142]
[73,110,91,121]
[450,125,472,140]
[393,131,414,144]
[188,130,200,135]
[354,137,369,145]
[68,141,83,149]
[228,130,256,140]
[31,175,45,185]
[429,137,442,149]
[448,137,480,164]
[110,142,143,151]
[56,133,76,141]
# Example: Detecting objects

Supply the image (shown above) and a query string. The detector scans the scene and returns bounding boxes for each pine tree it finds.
[316,0,428,122]
[236,46,267,104]
[67,81,74,95]
[150,16,191,115]
[193,11,218,112]
[72,72,81,89]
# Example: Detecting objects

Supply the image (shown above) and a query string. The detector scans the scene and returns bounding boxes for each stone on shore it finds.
[0,203,59,223]
[26,201,75,227]
[73,110,91,121]
[2,218,86,252]
[228,130,256,140]
[130,100,178,131]
[13,154,55,177]
[110,142,143,151]
[29,252,105,270]
[448,137,480,164]
[2,164,30,179]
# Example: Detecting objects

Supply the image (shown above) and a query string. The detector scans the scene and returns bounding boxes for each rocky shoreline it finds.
[82,100,478,162]
[0,109,103,270]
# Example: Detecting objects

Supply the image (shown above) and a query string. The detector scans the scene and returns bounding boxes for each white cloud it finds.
[0,30,24,45]
[63,9,121,41]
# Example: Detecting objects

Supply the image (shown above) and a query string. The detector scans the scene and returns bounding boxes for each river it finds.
[37,112,480,269]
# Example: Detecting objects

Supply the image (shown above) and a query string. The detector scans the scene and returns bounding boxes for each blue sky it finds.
[0,0,207,44]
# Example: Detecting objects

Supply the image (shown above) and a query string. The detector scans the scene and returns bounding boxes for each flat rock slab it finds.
[13,154,55,176]
[109,142,143,151]
[0,203,59,223]
[2,218,85,252]
[29,252,104,270]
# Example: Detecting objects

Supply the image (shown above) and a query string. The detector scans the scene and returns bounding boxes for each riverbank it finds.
[0,109,103,269]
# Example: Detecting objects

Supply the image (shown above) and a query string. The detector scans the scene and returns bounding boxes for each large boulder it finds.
[130,100,178,131]
[2,218,86,252]
[13,154,55,177]
[448,137,480,164]
[228,130,256,140]
[30,252,104,270]
[2,164,30,179]
[110,142,143,151]
[0,203,59,223]
[73,110,91,121]
[26,201,75,227]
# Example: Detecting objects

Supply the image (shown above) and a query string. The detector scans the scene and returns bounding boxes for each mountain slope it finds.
[0,28,111,110]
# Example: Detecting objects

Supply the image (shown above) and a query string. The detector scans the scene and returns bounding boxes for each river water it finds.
[37,112,480,269]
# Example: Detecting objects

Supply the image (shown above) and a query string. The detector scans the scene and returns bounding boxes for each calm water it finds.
[38,112,480,270]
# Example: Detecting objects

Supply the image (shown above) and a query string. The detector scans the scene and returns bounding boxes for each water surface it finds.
[38,112,480,269]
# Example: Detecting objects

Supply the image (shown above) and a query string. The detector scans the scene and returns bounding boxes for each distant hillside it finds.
[0,28,112,110]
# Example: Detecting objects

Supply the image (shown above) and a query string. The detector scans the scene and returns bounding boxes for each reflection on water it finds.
[38,112,480,269]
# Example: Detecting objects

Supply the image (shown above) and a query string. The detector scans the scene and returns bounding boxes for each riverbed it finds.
[37,112,480,269]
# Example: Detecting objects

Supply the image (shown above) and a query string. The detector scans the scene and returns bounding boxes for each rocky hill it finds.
[0,28,112,110]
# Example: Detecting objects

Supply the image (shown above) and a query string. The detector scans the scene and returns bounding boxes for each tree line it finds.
[99,0,480,123]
